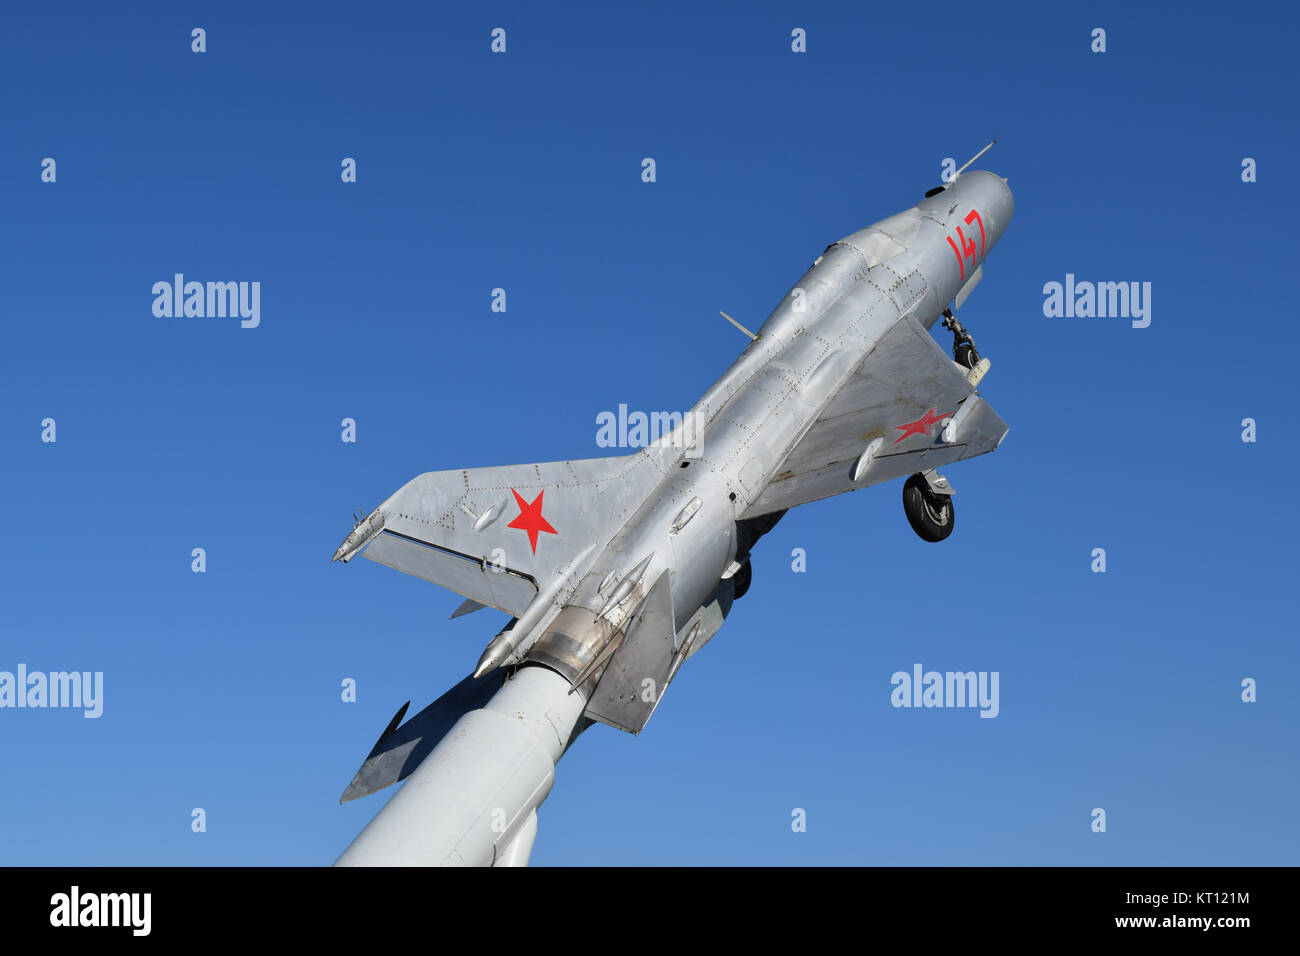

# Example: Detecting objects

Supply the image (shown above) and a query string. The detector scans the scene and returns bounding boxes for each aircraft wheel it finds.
[731,559,752,600]
[902,473,954,542]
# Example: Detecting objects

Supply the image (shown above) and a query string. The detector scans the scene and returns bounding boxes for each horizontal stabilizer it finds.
[373,701,410,754]
[450,598,487,619]
[339,671,505,803]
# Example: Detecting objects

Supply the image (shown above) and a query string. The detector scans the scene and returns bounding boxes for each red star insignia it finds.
[892,407,950,445]
[506,488,557,554]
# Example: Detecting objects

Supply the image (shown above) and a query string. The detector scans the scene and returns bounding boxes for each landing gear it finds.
[731,559,752,600]
[941,309,981,369]
[902,472,954,542]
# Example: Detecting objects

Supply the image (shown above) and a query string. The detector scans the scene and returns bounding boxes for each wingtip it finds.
[339,779,363,804]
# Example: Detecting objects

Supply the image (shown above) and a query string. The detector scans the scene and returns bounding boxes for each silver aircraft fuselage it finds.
[335,170,1014,865]
[522,170,1013,680]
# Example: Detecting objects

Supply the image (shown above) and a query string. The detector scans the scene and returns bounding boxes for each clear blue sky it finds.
[2,0,1296,865]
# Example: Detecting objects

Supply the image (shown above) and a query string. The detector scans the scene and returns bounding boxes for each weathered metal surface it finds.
[335,167,1017,867]
[363,531,538,616]
[585,572,677,735]
[357,452,670,616]
[743,310,1008,517]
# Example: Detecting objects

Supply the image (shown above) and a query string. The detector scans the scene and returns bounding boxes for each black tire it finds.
[731,559,752,600]
[902,473,955,542]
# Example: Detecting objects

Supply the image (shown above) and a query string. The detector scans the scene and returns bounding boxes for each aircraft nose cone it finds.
[964,169,1014,247]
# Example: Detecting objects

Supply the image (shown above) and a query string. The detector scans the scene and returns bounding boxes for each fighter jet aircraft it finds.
[332,144,1014,866]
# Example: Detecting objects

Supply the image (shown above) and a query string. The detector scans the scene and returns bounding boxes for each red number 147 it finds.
[947,210,985,280]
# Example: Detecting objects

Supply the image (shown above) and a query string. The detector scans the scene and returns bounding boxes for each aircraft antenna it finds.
[951,137,999,182]
[719,310,759,342]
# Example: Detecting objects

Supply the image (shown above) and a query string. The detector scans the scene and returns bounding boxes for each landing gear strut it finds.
[902,472,955,542]
[941,309,981,370]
